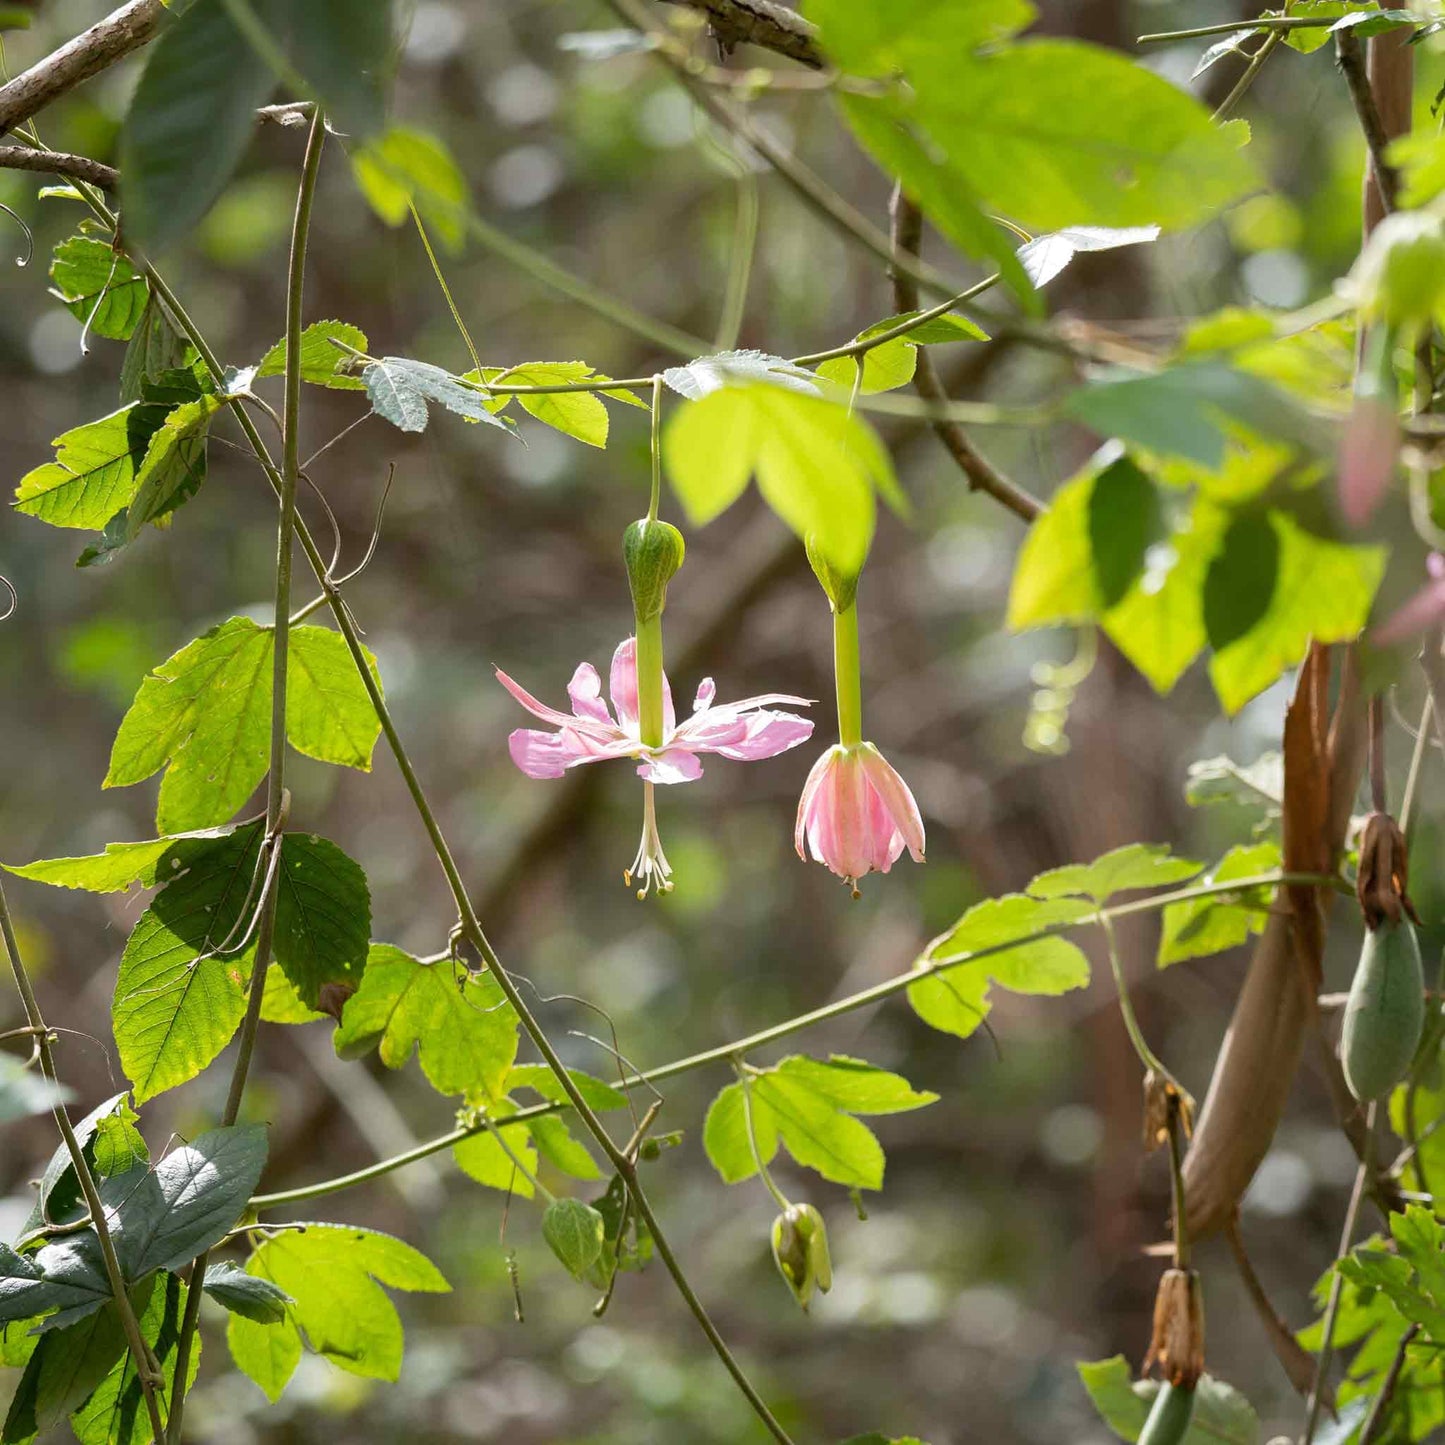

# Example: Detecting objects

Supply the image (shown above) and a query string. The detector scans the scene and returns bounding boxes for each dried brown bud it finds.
[1356,811,1420,930]
[1144,1268,1205,1390]
[1142,1070,1194,1153]
[315,982,356,1022]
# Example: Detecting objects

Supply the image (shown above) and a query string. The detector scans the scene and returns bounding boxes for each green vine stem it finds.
[0,876,168,1440]
[250,868,1341,1211]
[1097,910,1178,1088]
[165,104,325,1444]
[1138,16,1348,43]
[737,1063,791,1211]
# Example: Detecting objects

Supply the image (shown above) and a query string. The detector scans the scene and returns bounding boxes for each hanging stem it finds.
[165,105,325,1445]
[833,602,863,748]
[0,878,167,1440]
[1098,912,1179,1089]
[1369,693,1388,813]
[648,372,663,525]
[736,1063,791,1212]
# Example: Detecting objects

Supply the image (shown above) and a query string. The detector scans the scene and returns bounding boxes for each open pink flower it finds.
[1373,552,1445,646]
[497,638,814,785]
[795,742,925,894]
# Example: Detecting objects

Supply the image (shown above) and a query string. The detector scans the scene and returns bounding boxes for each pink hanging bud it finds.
[1372,552,1445,647]
[794,742,925,896]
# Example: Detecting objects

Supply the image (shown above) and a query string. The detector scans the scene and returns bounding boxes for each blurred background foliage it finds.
[0,1,1441,1441]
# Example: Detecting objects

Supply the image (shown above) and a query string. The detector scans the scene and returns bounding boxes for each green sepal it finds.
[623,518,685,622]
[805,531,860,613]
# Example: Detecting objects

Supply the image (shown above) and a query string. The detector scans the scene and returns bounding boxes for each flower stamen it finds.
[625,781,675,900]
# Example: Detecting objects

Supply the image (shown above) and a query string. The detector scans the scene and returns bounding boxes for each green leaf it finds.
[111,824,261,1102]
[100,1125,268,1279]
[1206,511,1385,714]
[334,944,519,1100]
[70,1273,198,1445]
[528,1113,601,1181]
[484,361,611,446]
[6,826,244,894]
[504,1064,629,1112]
[1006,454,1162,629]
[661,349,817,400]
[271,833,371,1008]
[1077,1356,1261,1444]
[106,618,272,832]
[454,1115,537,1198]
[704,1056,935,1191]
[15,404,174,531]
[28,1301,129,1434]
[106,619,385,833]
[281,0,391,138]
[284,626,384,770]
[703,1081,779,1185]
[925,894,1095,984]
[0,1239,109,1329]
[1028,843,1202,904]
[122,393,220,540]
[256,320,368,391]
[806,0,1034,71]
[364,356,512,434]
[202,1263,291,1325]
[352,127,468,250]
[17,1094,144,1245]
[119,295,190,404]
[1184,753,1283,814]
[906,963,993,1042]
[815,312,988,395]
[119,0,277,254]
[49,236,148,342]
[227,1224,448,1400]
[542,1198,606,1281]
[664,384,898,578]
[1158,843,1281,967]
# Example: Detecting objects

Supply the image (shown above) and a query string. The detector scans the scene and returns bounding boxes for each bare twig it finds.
[889,186,1042,523]
[1337,30,1400,215]
[656,0,824,68]
[0,144,117,188]
[0,0,165,137]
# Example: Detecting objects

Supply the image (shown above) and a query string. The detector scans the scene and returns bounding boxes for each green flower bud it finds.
[1346,211,1445,334]
[770,1203,832,1310]
[624,518,686,622]
[805,532,859,614]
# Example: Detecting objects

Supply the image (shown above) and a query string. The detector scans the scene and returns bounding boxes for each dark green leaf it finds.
[119,0,277,254]
[0,1238,109,1330]
[29,1301,129,1432]
[202,1263,291,1324]
[1203,513,1279,651]
[119,296,190,404]
[271,833,370,1007]
[282,0,392,138]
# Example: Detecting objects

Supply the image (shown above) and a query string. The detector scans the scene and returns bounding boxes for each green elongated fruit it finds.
[1138,1381,1195,1445]
[1341,919,1425,1103]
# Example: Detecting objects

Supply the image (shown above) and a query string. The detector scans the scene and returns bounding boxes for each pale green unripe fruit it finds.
[624,518,685,622]
[770,1203,832,1310]
[1341,919,1425,1103]
[1138,1382,1195,1445]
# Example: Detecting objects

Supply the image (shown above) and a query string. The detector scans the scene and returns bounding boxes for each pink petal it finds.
[1339,395,1400,530]
[694,677,717,712]
[496,666,616,741]
[508,728,596,779]
[714,692,814,714]
[568,662,613,723]
[795,748,835,859]
[610,638,640,733]
[858,744,926,862]
[710,712,815,761]
[1372,576,1445,646]
[638,747,704,784]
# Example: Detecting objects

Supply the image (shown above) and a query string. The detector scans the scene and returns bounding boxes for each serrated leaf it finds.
[925,894,1095,984]
[6,826,244,894]
[202,1263,291,1325]
[504,1064,629,1112]
[661,349,817,400]
[664,384,897,578]
[271,833,370,1008]
[100,1125,267,1280]
[227,1224,447,1399]
[529,1113,601,1181]
[703,1081,778,1185]
[111,824,261,1102]
[0,1238,109,1329]
[119,0,277,254]
[69,1273,198,1445]
[106,619,385,833]
[119,295,190,405]
[1158,843,1280,967]
[453,1115,537,1199]
[122,393,220,540]
[49,236,148,342]
[15,404,172,531]
[334,944,518,1100]
[364,356,513,434]
[256,320,368,391]
[352,126,468,250]
[17,1095,143,1245]
[29,1300,129,1434]
[542,1198,605,1280]
[485,361,611,446]
[1028,844,1202,904]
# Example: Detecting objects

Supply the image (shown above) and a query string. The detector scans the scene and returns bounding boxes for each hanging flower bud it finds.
[770,1202,832,1311]
[1144,1268,1205,1390]
[624,517,686,623]
[1344,210,1445,334]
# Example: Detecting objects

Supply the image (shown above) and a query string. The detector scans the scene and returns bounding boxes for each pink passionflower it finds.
[1373,552,1445,646]
[795,742,925,896]
[497,638,814,785]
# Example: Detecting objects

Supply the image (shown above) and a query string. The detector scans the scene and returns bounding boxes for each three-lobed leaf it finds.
[1027,843,1202,904]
